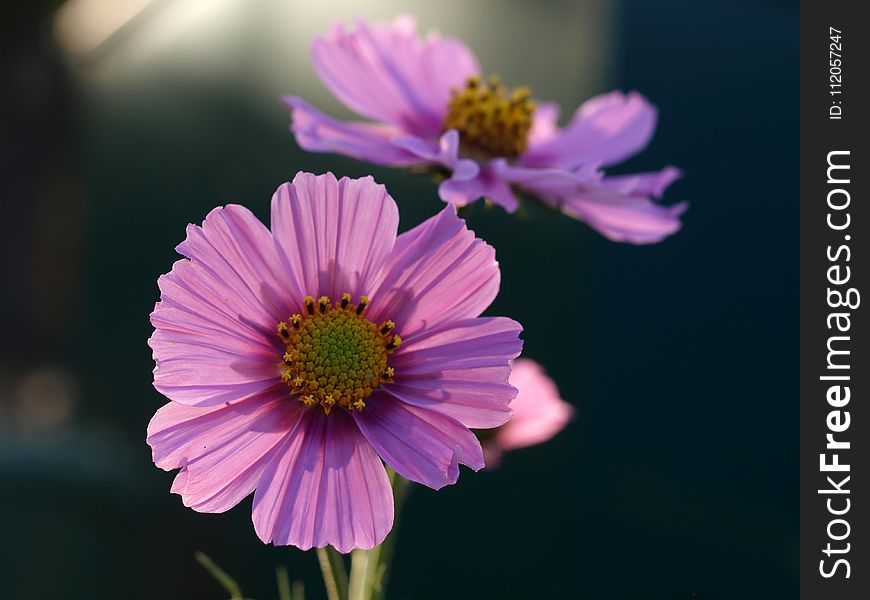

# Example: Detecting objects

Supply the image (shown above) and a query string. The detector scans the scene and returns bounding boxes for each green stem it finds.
[316,546,348,600]
[292,580,306,600]
[346,468,413,600]
[373,473,410,600]
[348,548,373,600]
[194,551,244,600]
[276,564,292,600]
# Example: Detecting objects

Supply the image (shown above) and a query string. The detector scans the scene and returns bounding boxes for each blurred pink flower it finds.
[146,172,522,553]
[485,359,574,464]
[285,15,686,244]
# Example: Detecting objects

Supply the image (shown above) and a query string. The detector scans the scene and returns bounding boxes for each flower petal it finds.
[494,358,574,451]
[251,409,393,553]
[602,166,682,199]
[151,204,294,406]
[392,129,479,180]
[367,205,500,336]
[522,91,657,169]
[147,389,301,513]
[490,158,603,199]
[561,189,688,245]
[176,204,298,331]
[149,325,280,407]
[354,393,484,489]
[527,101,561,146]
[386,317,522,428]
[311,15,479,137]
[285,96,430,166]
[438,164,520,212]
[270,172,399,302]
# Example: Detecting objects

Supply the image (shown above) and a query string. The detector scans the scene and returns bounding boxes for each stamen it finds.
[276,292,398,414]
[445,75,537,158]
[356,296,369,315]
[385,335,402,351]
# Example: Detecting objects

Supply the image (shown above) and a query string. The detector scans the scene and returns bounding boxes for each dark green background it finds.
[1,0,797,598]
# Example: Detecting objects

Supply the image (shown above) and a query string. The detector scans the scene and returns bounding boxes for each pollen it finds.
[444,75,537,158]
[276,293,399,414]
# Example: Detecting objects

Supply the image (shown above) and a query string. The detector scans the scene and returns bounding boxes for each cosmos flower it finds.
[146,172,522,553]
[484,359,574,465]
[285,15,687,244]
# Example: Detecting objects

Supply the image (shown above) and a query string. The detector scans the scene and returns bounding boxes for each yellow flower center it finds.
[276,294,400,415]
[444,75,537,158]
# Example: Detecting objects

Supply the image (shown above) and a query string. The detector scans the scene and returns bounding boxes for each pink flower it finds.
[146,172,522,553]
[285,15,687,244]
[485,359,574,465]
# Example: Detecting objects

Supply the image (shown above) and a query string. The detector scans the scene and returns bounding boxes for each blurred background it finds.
[0,0,797,598]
